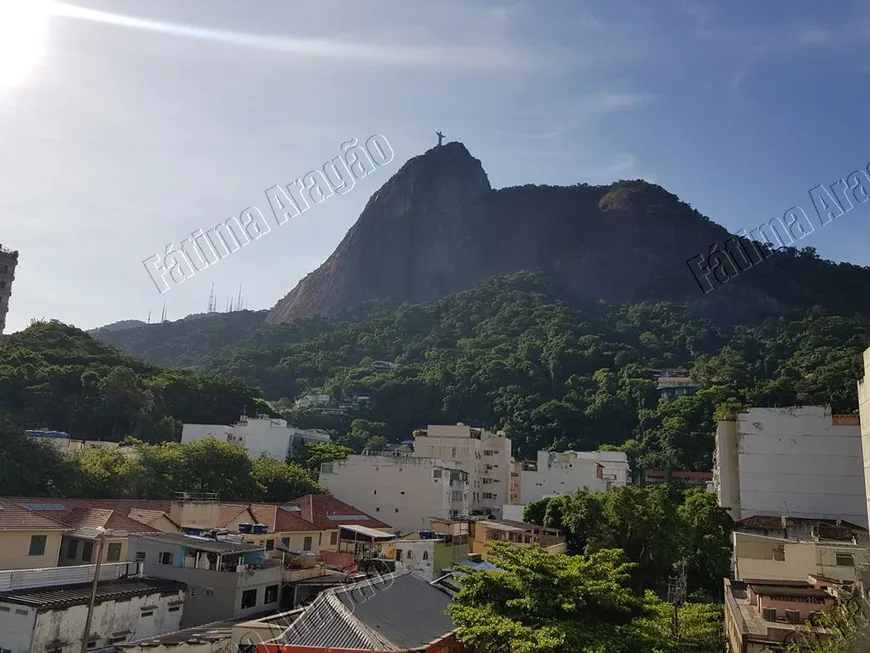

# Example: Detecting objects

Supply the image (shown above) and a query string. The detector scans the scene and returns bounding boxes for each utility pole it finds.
[666,560,688,642]
[80,532,108,653]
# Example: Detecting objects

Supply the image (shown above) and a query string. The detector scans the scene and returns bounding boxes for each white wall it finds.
[320,455,469,533]
[858,348,870,533]
[182,418,331,461]
[718,406,867,527]
[521,450,630,504]
[0,587,184,653]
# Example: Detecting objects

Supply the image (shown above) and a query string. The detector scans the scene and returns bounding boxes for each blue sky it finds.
[2,0,870,333]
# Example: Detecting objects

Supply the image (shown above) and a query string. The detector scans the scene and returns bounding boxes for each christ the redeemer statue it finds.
[436,131,445,147]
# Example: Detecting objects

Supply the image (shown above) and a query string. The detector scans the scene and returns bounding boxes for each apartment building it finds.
[413,424,512,518]
[0,244,17,335]
[429,518,566,561]
[0,500,69,571]
[521,450,630,504]
[714,406,868,528]
[181,415,331,461]
[857,346,870,529]
[129,531,283,628]
[319,453,471,533]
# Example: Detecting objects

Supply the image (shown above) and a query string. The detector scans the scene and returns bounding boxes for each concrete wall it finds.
[58,535,130,567]
[0,587,184,653]
[0,530,64,570]
[129,536,282,628]
[521,452,604,504]
[716,407,867,527]
[858,348,870,535]
[320,455,468,533]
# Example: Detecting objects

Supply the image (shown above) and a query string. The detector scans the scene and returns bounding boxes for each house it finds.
[714,406,867,528]
[429,518,566,561]
[655,374,700,399]
[724,576,841,653]
[128,531,283,628]
[387,529,471,581]
[0,500,70,571]
[258,568,464,652]
[320,454,471,533]
[0,562,185,653]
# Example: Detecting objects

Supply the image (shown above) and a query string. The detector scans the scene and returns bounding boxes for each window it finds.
[376,507,380,512]
[265,539,274,551]
[396,549,403,560]
[483,478,493,484]
[66,539,78,559]
[482,492,493,500]
[107,542,122,562]
[836,553,855,567]
[373,490,377,495]
[241,589,257,609]
[28,535,46,556]
[159,551,174,565]
[330,532,337,545]
[303,536,313,551]
[395,508,399,513]
[82,541,93,562]
[433,470,442,478]
[265,584,279,603]
[168,606,180,612]
[423,551,429,560]
[140,611,154,617]
[135,551,146,562]
[109,635,128,644]
[407,550,413,559]
[400,491,405,495]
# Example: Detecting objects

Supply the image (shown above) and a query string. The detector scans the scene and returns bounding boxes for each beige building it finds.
[733,531,869,586]
[319,453,470,533]
[0,244,16,335]
[0,500,68,571]
[429,518,566,561]
[413,423,512,518]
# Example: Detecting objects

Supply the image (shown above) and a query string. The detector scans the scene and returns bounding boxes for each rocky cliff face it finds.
[266,142,846,326]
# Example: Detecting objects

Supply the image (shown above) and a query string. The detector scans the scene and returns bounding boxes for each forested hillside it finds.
[92,272,870,471]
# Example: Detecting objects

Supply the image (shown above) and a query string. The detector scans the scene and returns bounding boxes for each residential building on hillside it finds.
[266,568,463,652]
[732,531,870,586]
[521,450,630,504]
[0,561,185,652]
[129,531,282,628]
[26,430,138,457]
[319,453,470,533]
[724,576,842,653]
[643,469,713,487]
[0,243,17,335]
[714,406,868,528]
[655,372,700,399]
[508,459,522,504]
[413,423,512,518]
[181,415,331,460]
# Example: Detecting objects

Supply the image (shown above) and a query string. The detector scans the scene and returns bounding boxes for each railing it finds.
[0,561,141,592]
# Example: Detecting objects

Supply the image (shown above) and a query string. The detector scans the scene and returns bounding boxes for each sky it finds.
[2,0,870,333]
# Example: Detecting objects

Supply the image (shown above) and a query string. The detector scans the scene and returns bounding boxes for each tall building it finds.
[0,244,17,335]
[858,347,870,532]
[520,450,630,504]
[714,406,867,528]
[412,424,512,518]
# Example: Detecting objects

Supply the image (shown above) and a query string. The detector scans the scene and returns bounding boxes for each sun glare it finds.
[0,0,52,90]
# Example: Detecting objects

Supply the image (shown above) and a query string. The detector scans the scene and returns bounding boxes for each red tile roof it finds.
[282,495,391,530]
[0,500,70,531]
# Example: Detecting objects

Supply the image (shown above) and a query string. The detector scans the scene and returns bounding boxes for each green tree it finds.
[251,455,320,501]
[299,442,353,472]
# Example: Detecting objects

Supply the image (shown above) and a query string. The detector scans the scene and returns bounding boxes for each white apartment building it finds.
[319,454,471,533]
[412,424,511,518]
[521,450,630,504]
[181,415,331,460]
[857,347,870,530]
[714,406,867,528]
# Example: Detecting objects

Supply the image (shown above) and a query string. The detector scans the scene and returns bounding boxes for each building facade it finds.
[320,454,470,533]
[0,244,17,335]
[413,424,512,518]
[181,415,331,461]
[714,406,868,528]
[520,450,630,504]
[857,347,870,532]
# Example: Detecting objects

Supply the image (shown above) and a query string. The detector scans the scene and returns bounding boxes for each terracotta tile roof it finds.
[127,508,176,527]
[282,495,392,530]
[248,504,324,533]
[0,500,70,531]
[217,504,253,528]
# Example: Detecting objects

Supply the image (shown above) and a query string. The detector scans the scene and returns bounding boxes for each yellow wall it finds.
[57,535,130,567]
[245,530,336,556]
[0,530,65,570]
[148,514,181,532]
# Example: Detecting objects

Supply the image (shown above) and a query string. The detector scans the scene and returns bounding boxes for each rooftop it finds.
[131,532,265,555]
[0,577,184,609]
[279,569,455,650]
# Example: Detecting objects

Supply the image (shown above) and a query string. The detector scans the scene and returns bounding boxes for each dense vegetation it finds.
[523,486,734,599]
[447,541,724,653]
[84,271,870,472]
[0,420,320,500]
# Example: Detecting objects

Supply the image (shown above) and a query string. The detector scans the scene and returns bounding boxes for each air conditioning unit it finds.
[785,609,802,624]
[762,607,777,622]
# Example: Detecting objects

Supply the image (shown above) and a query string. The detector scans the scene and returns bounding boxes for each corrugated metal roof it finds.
[132,532,263,554]
[339,524,395,539]
[0,577,185,609]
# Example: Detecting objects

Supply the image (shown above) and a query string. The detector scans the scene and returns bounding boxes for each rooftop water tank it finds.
[238,523,253,534]
[252,523,268,535]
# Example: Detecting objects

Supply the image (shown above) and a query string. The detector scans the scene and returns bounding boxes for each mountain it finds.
[267,141,869,327]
